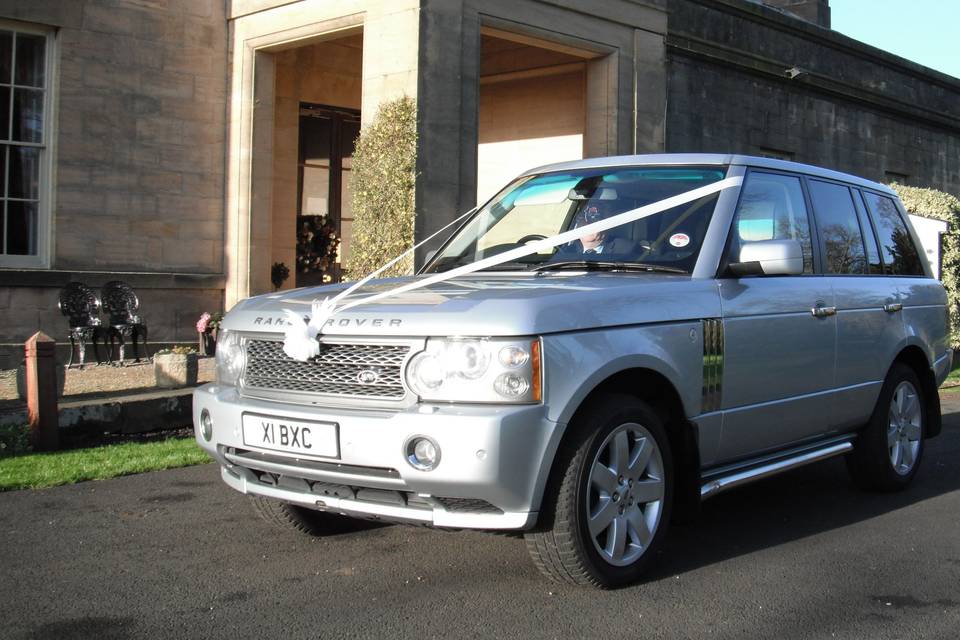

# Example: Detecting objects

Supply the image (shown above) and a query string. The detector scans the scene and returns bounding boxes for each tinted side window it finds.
[808,180,866,274]
[854,191,883,274]
[863,192,925,276]
[730,172,813,273]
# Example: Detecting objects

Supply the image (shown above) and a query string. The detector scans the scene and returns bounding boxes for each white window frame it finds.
[0,19,57,269]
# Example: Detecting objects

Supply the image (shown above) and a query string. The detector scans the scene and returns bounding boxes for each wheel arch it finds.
[533,366,702,526]
[891,344,942,438]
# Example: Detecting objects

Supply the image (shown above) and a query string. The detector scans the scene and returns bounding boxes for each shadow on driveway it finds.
[648,391,960,581]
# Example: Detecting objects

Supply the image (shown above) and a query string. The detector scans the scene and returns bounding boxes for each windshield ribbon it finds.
[282,175,743,361]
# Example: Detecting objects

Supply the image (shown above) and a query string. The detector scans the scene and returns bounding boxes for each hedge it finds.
[345,96,417,280]
[892,183,960,348]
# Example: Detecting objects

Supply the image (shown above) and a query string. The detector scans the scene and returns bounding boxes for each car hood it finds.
[224,272,721,337]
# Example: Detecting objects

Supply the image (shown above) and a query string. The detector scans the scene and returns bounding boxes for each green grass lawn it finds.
[940,354,960,391]
[0,436,211,491]
[944,365,960,387]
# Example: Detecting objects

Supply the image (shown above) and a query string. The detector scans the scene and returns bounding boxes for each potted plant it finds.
[196,311,223,356]
[271,262,290,290]
[154,346,199,389]
[296,214,341,286]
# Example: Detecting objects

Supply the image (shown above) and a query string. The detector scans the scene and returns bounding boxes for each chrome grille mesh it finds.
[242,339,410,400]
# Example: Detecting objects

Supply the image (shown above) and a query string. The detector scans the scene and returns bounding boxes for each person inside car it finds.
[554,202,639,259]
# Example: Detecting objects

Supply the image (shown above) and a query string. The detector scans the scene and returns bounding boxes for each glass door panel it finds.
[296,105,360,287]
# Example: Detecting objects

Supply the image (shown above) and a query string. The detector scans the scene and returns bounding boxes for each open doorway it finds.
[296,104,360,286]
[478,28,603,204]
[270,32,362,290]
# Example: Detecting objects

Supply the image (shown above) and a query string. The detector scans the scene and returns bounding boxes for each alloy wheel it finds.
[887,380,922,476]
[586,422,665,566]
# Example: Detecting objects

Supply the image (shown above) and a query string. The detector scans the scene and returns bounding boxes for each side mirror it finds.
[729,239,804,276]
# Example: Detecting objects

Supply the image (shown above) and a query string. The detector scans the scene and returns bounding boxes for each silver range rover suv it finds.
[194,154,951,588]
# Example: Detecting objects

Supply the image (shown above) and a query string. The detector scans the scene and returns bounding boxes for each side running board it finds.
[700,441,853,500]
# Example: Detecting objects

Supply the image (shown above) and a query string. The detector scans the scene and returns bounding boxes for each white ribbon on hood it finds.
[283,175,743,361]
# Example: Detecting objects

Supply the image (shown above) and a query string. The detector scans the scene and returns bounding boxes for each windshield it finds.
[425,166,728,274]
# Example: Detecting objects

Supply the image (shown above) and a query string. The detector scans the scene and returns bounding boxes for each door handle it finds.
[811,305,836,318]
[883,303,903,313]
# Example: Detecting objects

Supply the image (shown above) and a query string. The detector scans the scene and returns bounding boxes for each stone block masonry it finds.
[0,0,230,365]
[665,0,960,195]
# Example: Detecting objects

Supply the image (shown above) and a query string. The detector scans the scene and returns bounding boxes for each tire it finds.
[846,363,926,492]
[525,394,674,588]
[250,496,345,536]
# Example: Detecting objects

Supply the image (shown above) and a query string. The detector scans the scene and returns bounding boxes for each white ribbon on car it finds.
[281,207,477,360]
[282,175,744,361]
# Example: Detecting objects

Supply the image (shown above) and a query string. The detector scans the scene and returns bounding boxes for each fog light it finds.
[200,409,213,442]
[405,436,441,471]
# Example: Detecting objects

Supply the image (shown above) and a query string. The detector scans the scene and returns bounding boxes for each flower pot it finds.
[198,330,217,356]
[154,352,199,389]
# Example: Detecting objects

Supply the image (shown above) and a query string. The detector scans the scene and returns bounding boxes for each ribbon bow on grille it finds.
[282,298,336,361]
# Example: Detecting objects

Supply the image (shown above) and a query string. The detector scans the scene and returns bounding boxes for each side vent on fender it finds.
[702,319,724,413]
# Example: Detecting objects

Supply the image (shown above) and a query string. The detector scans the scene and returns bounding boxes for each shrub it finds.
[0,423,30,458]
[892,183,960,348]
[345,96,418,280]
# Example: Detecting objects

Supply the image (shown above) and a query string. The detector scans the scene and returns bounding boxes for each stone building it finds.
[0,0,958,367]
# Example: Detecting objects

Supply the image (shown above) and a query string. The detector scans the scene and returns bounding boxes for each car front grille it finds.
[241,338,413,401]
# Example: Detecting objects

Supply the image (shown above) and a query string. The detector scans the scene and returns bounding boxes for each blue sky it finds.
[830,0,959,79]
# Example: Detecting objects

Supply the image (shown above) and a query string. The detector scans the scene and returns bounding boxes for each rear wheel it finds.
[846,363,926,491]
[525,394,673,588]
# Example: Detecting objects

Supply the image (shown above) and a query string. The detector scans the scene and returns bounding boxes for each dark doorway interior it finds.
[296,103,361,286]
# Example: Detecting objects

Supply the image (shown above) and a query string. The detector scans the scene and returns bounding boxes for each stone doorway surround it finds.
[413,0,667,264]
[225,0,420,309]
[225,0,667,308]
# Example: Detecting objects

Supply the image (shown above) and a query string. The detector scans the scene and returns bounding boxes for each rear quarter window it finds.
[862,192,925,276]
[808,180,867,275]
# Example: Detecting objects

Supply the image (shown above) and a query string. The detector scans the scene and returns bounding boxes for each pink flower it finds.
[196,312,211,333]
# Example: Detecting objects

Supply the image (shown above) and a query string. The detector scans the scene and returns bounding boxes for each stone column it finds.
[413,0,481,265]
[633,28,667,154]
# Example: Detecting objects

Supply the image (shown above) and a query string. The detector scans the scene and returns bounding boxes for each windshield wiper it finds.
[476,261,535,272]
[529,261,688,274]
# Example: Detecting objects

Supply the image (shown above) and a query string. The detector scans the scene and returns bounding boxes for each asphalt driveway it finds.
[2,396,960,640]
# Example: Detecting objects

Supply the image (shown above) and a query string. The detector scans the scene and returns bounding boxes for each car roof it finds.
[518,153,898,197]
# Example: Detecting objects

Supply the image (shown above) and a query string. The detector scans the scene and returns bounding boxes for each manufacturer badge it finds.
[357,369,380,385]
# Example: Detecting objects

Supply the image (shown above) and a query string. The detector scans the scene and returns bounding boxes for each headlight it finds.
[405,337,541,403]
[215,329,245,386]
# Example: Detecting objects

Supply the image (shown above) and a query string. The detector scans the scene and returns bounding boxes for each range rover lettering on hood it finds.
[253,316,402,328]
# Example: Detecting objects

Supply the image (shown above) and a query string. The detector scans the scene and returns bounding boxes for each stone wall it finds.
[761,0,830,28]
[665,0,960,196]
[0,0,228,367]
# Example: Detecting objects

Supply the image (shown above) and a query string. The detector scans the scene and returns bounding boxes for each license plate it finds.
[241,414,339,459]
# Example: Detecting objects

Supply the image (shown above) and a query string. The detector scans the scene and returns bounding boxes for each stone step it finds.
[0,388,194,435]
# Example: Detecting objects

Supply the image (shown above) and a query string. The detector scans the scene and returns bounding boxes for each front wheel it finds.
[251,496,348,536]
[525,394,673,588]
[846,363,926,492]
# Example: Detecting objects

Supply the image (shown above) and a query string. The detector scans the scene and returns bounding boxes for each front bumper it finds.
[193,384,559,530]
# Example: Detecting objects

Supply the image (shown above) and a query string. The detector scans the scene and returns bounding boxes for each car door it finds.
[816,183,907,431]
[717,170,837,461]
